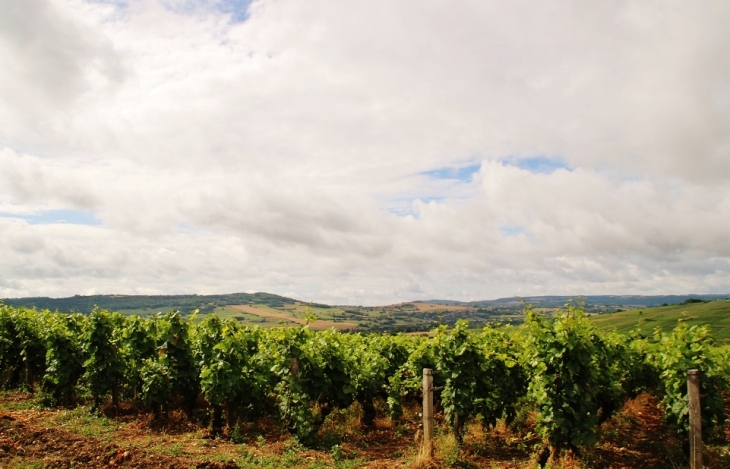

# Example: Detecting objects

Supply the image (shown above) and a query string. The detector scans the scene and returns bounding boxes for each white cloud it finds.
[0,0,729,304]
[0,0,124,147]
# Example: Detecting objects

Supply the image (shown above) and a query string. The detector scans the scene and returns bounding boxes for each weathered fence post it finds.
[290,357,299,378]
[687,369,702,469]
[423,368,434,457]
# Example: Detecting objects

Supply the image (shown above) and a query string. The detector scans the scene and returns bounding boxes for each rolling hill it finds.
[589,298,730,342]
[3,292,729,334]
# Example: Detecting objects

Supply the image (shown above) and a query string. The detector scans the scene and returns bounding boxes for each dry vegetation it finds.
[2,391,729,468]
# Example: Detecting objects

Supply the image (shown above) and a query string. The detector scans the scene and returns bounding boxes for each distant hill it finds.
[1,292,296,316]
[418,299,466,306]
[3,292,729,333]
[590,298,730,342]
[424,294,730,312]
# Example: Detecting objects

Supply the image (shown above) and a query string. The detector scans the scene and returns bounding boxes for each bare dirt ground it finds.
[1,392,729,468]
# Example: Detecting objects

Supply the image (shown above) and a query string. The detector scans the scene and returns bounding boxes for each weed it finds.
[317,402,364,447]
[230,424,245,444]
[409,442,439,469]
[330,443,343,461]
[164,442,184,456]
[436,432,460,467]
[3,459,46,469]
[334,459,368,469]
[284,436,305,454]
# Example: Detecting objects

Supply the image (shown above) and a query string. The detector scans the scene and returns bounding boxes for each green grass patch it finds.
[215,307,270,322]
[0,392,40,411]
[1,458,47,469]
[52,405,122,437]
[590,299,730,341]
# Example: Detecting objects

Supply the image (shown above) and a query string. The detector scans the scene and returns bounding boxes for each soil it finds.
[1,392,729,468]
[0,408,233,468]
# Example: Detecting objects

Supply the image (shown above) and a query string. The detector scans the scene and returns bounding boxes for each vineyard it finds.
[1,302,730,468]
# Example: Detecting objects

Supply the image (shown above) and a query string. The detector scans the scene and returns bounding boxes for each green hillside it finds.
[590,299,730,342]
[1,292,296,316]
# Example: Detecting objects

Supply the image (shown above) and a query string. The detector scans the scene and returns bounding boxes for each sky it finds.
[1,0,730,305]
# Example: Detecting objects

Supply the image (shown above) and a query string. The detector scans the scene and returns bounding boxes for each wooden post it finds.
[423,368,434,456]
[290,358,299,378]
[688,369,702,469]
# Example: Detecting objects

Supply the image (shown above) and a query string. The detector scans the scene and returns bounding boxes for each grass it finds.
[590,299,730,341]
[168,442,184,456]
[0,459,46,469]
[2,391,730,468]
[0,391,38,410]
[52,405,122,438]
[214,304,361,330]
[215,306,280,325]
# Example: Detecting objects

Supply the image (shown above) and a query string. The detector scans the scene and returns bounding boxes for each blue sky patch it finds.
[510,156,571,174]
[382,197,445,218]
[214,0,252,23]
[386,207,416,218]
[499,224,526,237]
[416,196,445,204]
[160,0,252,23]
[0,210,101,226]
[421,163,481,182]
[89,0,131,12]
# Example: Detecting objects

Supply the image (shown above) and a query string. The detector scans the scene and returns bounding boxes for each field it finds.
[220,304,359,330]
[210,301,518,332]
[259,298,730,337]
[590,299,730,342]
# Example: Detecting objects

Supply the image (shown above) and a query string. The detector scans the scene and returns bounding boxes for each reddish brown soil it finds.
[0,417,245,468]
[1,392,729,468]
[586,392,730,469]
[0,415,236,468]
[0,394,414,469]
[587,393,684,469]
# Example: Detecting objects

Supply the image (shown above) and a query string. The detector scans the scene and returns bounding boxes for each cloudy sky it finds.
[1,0,729,305]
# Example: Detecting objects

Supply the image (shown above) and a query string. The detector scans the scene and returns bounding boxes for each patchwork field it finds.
[6,293,728,334]
[407,302,472,312]
[224,304,359,330]
[208,301,514,332]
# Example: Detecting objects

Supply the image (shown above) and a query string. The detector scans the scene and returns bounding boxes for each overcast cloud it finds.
[1,0,729,305]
